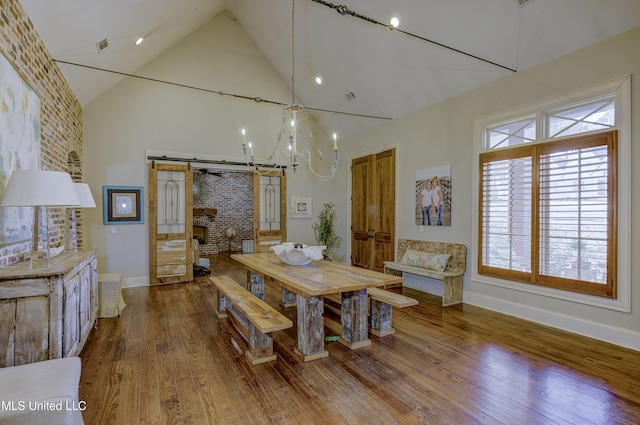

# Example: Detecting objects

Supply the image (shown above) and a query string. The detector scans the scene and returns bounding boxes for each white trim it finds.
[472,75,631,312]
[464,292,640,352]
[346,142,400,265]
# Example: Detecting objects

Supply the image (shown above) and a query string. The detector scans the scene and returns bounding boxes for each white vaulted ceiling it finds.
[19,0,640,138]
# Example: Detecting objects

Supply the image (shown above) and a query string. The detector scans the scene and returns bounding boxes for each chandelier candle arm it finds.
[239,0,339,181]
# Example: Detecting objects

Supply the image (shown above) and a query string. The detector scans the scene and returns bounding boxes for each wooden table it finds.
[230,252,403,361]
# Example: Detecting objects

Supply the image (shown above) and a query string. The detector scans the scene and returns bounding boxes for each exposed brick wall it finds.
[0,0,83,266]
[193,170,253,255]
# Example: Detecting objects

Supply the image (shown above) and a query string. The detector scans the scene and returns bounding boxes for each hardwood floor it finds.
[79,254,640,424]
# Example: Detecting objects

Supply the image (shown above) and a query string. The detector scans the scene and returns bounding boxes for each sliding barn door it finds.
[351,149,395,272]
[253,170,287,252]
[149,162,193,284]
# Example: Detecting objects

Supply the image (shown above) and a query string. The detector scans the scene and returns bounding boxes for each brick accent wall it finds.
[193,170,253,255]
[0,0,83,266]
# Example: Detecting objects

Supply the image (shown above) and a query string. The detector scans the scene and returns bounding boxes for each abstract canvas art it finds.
[0,52,41,244]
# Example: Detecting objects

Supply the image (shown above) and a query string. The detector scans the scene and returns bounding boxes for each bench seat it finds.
[211,275,293,365]
[383,239,467,306]
[367,287,418,337]
[322,288,418,338]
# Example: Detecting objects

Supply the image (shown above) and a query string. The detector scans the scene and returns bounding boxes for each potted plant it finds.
[312,202,342,260]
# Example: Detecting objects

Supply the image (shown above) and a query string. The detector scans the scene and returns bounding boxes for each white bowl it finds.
[270,243,326,266]
[277,249,315,266]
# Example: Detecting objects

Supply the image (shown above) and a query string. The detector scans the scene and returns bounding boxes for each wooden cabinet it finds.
[63,274,80,358]
[0,250,97,367]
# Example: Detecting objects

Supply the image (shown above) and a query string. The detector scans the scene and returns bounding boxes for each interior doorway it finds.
[351,148,396,272]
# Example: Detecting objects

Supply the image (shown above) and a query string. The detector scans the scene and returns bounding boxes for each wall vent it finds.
[516,0,536,7]
[96,38,110,54]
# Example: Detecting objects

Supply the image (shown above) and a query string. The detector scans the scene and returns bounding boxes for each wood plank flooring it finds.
[78,254,640,424]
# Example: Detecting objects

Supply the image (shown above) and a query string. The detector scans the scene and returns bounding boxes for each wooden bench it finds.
[367,287,418,337]
[323,288,418,338]
[211,275,293,365]
[383,239,467,306]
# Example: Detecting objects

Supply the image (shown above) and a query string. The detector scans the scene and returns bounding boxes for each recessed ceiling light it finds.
[390,17,399,28]
[315,76,322,85]
[134,36,144,46]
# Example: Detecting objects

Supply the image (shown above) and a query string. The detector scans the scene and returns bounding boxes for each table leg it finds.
[294,295,328,361]
[247,270,264,300]
[280,288,297,308]
[339,289,371,349]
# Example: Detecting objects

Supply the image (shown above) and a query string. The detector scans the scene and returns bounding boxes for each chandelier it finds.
[241,0,338,181]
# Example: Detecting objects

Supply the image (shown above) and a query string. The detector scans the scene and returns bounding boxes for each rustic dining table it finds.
[230,252,403,361]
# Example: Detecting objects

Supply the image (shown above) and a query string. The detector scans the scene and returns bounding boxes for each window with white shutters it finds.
[478,93,619,298]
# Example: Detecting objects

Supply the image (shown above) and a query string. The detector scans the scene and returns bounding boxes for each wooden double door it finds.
[351,148,396,272]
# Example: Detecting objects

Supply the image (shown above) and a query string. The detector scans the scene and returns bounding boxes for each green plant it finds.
[312,202,342,260]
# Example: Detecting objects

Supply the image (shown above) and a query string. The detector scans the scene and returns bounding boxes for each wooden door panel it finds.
[253,171,286,252]
[373,149,395,272]
[353,231,368,241]
[157,264,187,277]
[351,156,373,268]
[351,149,395,272]
[149,163,193,284]
[157,251,187,264]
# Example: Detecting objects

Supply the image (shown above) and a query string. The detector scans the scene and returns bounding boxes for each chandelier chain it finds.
[291,0,296,104]
[240,0,339,181]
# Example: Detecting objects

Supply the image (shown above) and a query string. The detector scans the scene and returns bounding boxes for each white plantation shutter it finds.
[478,81,625,300]
[480,153,532,275]
[539,143,609,283]
[479,131,616,297]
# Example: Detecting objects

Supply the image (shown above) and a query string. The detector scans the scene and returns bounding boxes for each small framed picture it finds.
[103,186,144,225]
[290,196,312,218]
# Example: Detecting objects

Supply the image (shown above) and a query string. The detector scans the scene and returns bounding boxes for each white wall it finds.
[83,11,639,350]
[336,27,640,351]
[83,12,341,281]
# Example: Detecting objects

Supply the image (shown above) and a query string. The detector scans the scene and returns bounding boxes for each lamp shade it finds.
[73,183,97,208]
[0,170,81,207]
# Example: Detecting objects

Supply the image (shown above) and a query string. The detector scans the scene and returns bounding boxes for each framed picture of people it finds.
[415,165,451,226]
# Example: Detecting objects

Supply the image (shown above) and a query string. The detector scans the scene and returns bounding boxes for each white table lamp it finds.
[1,170,81,267]
[65,183,97,252]
[74,183,97,208]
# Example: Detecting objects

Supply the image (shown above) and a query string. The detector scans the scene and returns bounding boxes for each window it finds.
[478,90,621,299]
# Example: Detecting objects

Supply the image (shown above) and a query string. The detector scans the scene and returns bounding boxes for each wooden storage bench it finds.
[211,275,293,365]
[383,239,467,306]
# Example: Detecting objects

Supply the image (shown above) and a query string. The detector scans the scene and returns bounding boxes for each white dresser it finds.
[0,250,97,367]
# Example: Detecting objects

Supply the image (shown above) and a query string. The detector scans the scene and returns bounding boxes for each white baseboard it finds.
[464,292,640,352]
[122,276,150,288]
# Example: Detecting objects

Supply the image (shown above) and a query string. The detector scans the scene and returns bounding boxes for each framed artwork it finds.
[290,196,312,218]
[415,165,452,227]
[0,51,41,244]
[103,186,144,224]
